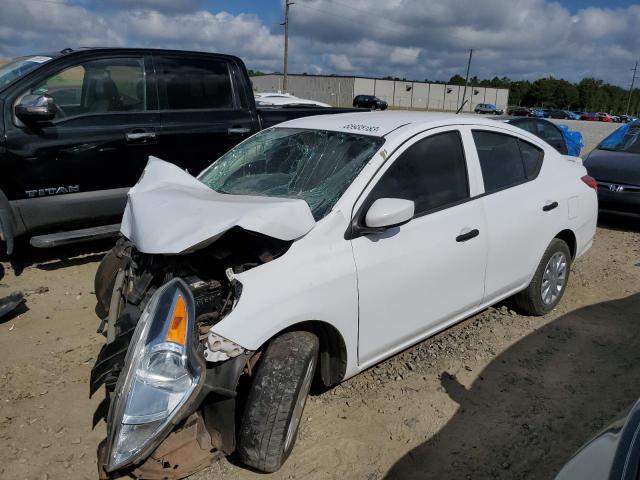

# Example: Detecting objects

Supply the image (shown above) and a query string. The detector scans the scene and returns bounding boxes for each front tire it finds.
[237,331,319,473]
[514,238,571,315]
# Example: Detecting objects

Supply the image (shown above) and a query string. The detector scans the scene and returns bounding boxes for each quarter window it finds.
[368,131,469,216]
[472,131,544,193]
[30,57,146,119]
[159,57,233,110]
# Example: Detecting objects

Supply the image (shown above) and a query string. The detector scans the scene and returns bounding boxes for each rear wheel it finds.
[514,238,571,315]
[237,331,319,473]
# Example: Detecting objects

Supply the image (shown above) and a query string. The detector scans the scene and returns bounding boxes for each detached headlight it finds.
[105,278,205,472]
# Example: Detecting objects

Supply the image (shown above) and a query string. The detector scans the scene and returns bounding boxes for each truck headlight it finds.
[105,278,205,472]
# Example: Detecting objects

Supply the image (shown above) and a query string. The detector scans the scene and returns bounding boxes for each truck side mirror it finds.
[15,94,56,125]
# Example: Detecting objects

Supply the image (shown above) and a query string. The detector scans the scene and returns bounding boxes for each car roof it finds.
[274,111,525,138]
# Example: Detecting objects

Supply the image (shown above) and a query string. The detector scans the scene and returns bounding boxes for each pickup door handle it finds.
[456,228,479,243]
[542,201,559,212]
[228,127,251,135]
[125,130,157,143]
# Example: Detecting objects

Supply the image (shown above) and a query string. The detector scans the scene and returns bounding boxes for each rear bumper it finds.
[597,188,640,216]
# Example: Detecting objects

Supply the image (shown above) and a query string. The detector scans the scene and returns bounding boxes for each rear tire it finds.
[237,331,319,473]
[514,238,571,315]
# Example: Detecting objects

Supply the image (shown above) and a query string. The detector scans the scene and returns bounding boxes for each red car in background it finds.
[581,112,614,122]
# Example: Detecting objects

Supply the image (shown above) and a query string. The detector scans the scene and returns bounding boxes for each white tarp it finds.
[120,157,316,254]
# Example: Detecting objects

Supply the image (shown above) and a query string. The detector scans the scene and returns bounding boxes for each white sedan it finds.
[94,112,598,477]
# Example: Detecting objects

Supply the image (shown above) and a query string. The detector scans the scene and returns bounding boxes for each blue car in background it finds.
[531,108,551,118]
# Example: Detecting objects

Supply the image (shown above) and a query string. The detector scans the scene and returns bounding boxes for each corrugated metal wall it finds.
[251,74,354,106]
[251,74,510,112]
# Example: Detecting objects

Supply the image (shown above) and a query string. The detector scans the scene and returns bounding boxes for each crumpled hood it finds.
[121,157,316,254]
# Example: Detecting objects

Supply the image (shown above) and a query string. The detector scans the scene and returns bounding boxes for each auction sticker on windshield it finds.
[342,123,381,133]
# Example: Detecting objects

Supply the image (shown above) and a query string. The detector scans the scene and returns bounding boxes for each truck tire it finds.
[514,238,571,316]
[237,331,319,473]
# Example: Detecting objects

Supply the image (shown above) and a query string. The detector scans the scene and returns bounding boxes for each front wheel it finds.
[514,238,571,315]
[237,331,319,473]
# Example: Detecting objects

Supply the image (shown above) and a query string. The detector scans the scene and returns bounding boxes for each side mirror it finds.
[365,198,415,229]
[15,94,56,125]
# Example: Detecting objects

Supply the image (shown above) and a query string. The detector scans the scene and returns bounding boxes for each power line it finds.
[627,60,638,115]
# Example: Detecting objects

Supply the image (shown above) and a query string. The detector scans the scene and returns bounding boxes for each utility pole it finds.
[460,49,473,113]
[627,60,638,115]
[281,1,294,92]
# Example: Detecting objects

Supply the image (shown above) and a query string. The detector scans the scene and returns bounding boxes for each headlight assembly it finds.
[105,278,205,472]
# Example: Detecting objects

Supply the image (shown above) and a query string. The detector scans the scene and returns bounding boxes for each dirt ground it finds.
[0,119,637,480]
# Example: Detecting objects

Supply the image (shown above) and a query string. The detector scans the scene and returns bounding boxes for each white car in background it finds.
[93,112,598,478]
[254,91,331,107]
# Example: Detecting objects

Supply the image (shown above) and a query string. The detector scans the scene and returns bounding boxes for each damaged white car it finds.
[91,112,598,478]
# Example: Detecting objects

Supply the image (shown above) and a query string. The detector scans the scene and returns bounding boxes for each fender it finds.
[0,189,19,255]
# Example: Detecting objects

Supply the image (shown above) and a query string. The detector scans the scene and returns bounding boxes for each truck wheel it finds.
[514,238,571,316]
[237,331,319,473]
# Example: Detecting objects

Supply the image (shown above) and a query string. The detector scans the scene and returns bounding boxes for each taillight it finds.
[581,175,598,190]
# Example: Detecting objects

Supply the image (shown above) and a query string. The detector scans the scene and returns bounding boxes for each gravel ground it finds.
[0,120,636,480]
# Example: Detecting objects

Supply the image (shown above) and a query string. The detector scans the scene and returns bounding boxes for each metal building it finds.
[251,74,510,113]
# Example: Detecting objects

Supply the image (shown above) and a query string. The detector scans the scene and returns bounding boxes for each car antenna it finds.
[456,99,468,114]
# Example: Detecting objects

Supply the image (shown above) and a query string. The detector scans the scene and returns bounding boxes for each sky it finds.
[1,0,639,87]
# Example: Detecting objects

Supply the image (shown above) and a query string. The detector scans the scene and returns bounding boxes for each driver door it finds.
[350,128,488,366]
[3,54,160,231]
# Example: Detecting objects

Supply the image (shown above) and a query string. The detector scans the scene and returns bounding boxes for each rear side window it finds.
[472,131,543,193]
[368,131,469,216]
[519,141,544,179]
[159,56,234,110]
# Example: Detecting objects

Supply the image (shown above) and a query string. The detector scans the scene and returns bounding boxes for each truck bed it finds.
[258,106,366,129]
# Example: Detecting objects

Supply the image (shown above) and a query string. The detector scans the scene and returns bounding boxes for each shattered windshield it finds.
[0,56,51,90]
[598,122,640,154]
[199,127,384,220]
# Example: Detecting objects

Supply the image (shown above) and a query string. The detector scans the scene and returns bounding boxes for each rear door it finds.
[154,54,258,175]
[469,128,557,301]
[3,53,160,232]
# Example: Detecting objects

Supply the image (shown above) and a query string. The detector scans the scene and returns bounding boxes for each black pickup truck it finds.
[0,48,361,254]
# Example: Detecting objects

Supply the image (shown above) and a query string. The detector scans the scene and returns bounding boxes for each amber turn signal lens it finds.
[165,294,187,346]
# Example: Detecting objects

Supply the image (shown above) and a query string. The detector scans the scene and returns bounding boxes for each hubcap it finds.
[284,358,315,453]
[541,251,567,306]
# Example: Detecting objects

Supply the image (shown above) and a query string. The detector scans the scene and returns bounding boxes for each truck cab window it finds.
[159,57,234,110]
[30,57,146,119]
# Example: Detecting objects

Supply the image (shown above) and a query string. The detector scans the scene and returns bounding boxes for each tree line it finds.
[447,74,639,114]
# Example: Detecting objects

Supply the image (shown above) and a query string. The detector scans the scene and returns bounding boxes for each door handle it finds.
[542,201,559,212]
[456,228,479,242]
[125,131,157,143]
[228,127,251,135]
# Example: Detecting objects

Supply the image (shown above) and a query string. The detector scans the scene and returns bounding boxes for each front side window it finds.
[199,128,384,220]
[159,57,233,110]
[30,57,145,120]
[472,131,544,193]
[368,131,469,216]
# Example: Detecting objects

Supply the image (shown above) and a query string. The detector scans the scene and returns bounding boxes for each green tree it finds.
[447,74,466,85]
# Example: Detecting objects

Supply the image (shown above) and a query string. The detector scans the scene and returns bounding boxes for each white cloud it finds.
[327,53,355,71]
